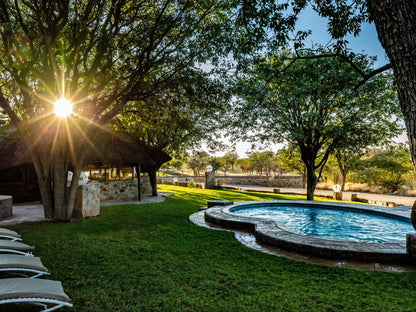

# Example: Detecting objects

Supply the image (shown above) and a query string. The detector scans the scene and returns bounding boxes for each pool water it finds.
[231,204,416,241]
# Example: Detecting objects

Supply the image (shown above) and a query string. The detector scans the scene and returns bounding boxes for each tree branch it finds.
[288,50,392,90]
[0,90,20,125]
[354,63,393,90]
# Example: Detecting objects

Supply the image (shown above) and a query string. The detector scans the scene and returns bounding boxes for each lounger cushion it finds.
[0,240,34,252]
[0,229,20,239]
[0,255,47,272]
[0,278,70,302]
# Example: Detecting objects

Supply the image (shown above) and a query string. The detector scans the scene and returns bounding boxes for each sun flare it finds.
[54,98,73,118]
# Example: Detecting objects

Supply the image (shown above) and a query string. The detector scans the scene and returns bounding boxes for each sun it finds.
[54,98,73,118]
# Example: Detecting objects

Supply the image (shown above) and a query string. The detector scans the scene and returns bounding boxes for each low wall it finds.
[157,175,303,188]
[100,177,152,202]
[217,176,303,188]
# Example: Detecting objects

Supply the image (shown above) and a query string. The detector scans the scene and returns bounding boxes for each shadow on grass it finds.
[3,186,416,312]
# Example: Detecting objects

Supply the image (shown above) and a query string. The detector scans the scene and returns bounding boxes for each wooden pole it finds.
[136,164,141,201]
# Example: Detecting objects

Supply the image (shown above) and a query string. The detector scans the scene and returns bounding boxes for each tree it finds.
[247,151,276,178]
[236,158,253,175]
[0,1,244,220]
[333,148,367,191]
[208,157,222,174]
[330,99,402,191]
[114,69,230,196]
[277,146,307,188]
[354,145,413,193]
[187,151,209,177]
[223,151,239,171]
[160,160,183,172]
[234,49,401,200]
[234,0,416,223]
[169,160,183,172]
[357,2,416,168]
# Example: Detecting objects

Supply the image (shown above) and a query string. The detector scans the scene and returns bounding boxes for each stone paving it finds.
[0,194,167,226]
[189,201,416,272]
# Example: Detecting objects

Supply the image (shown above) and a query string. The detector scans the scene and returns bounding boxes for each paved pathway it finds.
[224,184,416,207]
[0,194,167,226]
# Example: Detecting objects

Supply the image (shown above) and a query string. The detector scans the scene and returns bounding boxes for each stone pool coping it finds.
[203,200,412,264]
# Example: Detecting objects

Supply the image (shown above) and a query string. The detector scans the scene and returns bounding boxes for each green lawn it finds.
[4,185,416,312]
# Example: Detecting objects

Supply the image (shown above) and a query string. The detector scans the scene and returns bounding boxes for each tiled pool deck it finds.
[189,201,416,272]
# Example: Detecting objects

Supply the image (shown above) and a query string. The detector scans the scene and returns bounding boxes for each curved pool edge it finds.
[204,200,412,265]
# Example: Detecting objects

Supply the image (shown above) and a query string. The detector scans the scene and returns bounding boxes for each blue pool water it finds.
[231,204,415,241]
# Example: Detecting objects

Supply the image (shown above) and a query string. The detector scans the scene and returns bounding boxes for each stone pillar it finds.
[333,192,342,200]
[406,233,416,265]
[205,171,216,189]
[0,196,12,219]
[73,183,100,219]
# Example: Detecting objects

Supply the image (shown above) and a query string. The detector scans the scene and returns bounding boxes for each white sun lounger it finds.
[0,254,49,278]
[0,278,72,311]
[0,228,21,241]
[0,239,34,256]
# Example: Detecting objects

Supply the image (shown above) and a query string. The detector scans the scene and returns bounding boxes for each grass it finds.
[3,185,416,311]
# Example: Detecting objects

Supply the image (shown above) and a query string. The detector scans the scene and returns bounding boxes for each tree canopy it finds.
[234,1,416,171]
[233,49,401,200]
[353,144,414,193]
[0,0,247,220]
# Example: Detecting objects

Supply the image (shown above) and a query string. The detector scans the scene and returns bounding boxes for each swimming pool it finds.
[203,201,414,264]
[230,203,415,242]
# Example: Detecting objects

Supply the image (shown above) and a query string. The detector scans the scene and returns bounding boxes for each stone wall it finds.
[158,175,302,188]
[216,175,303,187]
[100,176,152,202]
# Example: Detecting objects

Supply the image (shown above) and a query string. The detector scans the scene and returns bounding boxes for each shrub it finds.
[187,178,196,188]
[216,180,223,189]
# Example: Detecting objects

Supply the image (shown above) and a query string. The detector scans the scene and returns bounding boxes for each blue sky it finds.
[296,6,388,68]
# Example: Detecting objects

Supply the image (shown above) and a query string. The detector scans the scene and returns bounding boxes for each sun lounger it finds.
[0,239,34,256]
[0,278,72,311]
[0,228,21,241]
[0,254,49,278]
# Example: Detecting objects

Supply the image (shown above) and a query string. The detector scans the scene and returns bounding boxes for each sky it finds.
[214,6,405,158]
[297,6,389,68]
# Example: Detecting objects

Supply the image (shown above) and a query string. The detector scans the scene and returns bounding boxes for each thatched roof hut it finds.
[0,125,171,201]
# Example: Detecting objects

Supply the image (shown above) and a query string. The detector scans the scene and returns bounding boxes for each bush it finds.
[187,178,196,188]
[216,180,223,189]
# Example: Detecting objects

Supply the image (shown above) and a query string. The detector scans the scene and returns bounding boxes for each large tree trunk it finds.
[306,165,317,201]
[340,172,347,192]
[33,159,54,218]
[32,147,79,221]
[148,170,158,197]
[52,151,69,221]
[367,0,416,227]
[23,119,84,221]
[337,160,348,191]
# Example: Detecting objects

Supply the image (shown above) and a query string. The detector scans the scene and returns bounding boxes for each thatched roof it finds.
[83,130,156,169]
[0,128,157,171]
[0,132,32,170]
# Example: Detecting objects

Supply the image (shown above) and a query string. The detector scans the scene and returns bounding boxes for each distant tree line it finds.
[161,144,415,194]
